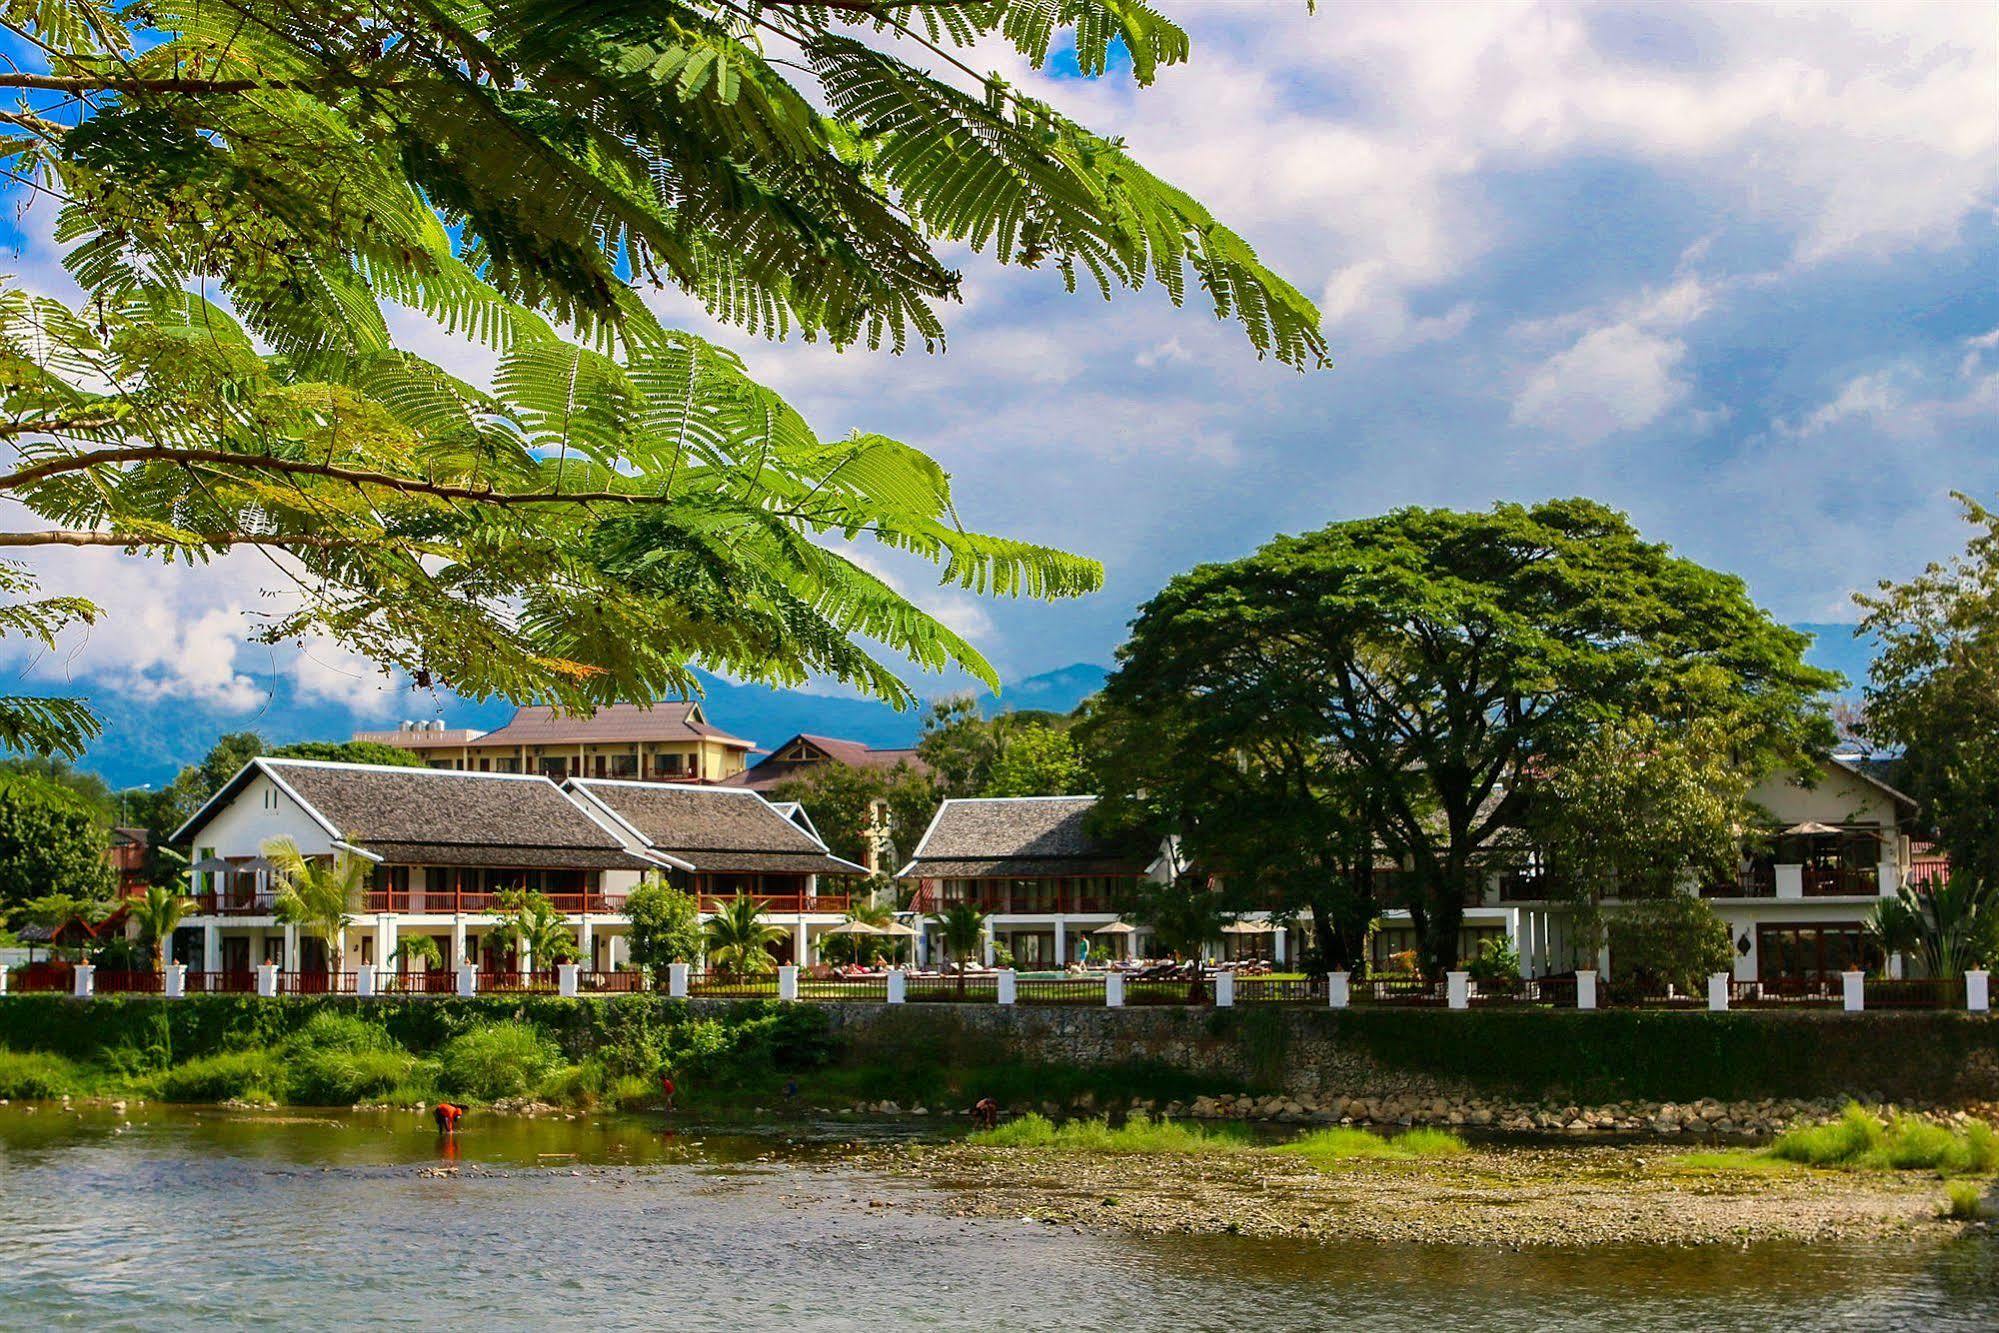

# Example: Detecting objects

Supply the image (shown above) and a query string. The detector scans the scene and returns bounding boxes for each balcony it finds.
[1801,865,1884,898]
[188,891,278,916]
[359,890,616,915]
[696,892,849,915]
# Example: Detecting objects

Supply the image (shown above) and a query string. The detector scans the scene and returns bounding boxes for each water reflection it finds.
[0,1106,1990,1331]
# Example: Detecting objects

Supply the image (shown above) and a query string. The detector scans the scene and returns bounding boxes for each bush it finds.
[1943,1180,1987,1220]
[970,1111,1247,1155]
[1274,1125,1468,1164]
[1607,894,1733,994]
[286,1011,395,1055]
[1466,937,1520,988]
[287,1049,421,1105]
[150,1050,280,1103]
[0,1047,81,1099]
[625,877,703,972]
[1768,1103,1998,1175]
[437,1021,561,1101]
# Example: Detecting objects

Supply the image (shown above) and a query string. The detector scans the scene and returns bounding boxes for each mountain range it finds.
[36,622,1870,792]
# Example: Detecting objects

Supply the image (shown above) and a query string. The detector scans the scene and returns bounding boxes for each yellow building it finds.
[354,702,755,784]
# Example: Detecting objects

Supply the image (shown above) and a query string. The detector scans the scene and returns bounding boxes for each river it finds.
[1,1106,1992,1329]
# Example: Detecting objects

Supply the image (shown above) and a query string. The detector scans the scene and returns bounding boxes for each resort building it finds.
[565,780,868,964]
[352,702,756,784]
[170,758,865,980]
[897,797,1158,967]
[720,732,929,793]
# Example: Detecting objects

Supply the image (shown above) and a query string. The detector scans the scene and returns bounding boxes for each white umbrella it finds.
[822,920,886,936]
[1090,921,1138,935]
[1221,920,1277,934]
[1782,821,1846,836]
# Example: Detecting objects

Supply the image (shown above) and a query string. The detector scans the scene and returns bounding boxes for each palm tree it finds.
[265,837,369,972]
[132,881,194,974]
[1868,874,1997,979]
[395,935,444,973]
[489,889,579,976]
[933,901,989,997]
[704,897,786,977]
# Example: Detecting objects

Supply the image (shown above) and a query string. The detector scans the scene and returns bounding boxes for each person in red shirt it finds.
[658,1072,676,1112]
[432,1102,465,1133]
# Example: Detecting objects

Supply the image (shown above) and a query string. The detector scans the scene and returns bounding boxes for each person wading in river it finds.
[433,1102,466,1134]
[974,1097,999,1130]
[659,1071,677,1112]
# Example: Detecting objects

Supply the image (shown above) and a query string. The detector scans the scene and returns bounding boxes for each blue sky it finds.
[1,2,1993,724]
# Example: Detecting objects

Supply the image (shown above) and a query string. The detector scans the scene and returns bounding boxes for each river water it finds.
[1,1106,1992,1329]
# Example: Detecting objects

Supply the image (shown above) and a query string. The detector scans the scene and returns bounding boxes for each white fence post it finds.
[1328,971,1350,1008]
[777,964,799,1001]
[1969,969,1990,1014]
[354,964,375,999]
[456,964,477,998]
[668,962,690,999]
[557,963,579,998]
[1104,972,1125,1008]
[255,963,278,998]
[1214,970,1235,1007]
[887,969,907,1004]
[996,968,1017,1005]
[1842,970,1865,1012]
[1707,973,1729,1011]
[1446,970,1469,1010]
[164,963,187,999]
[0,964,8,994]
[1576,969,1598,1010]
[73,962,95,998]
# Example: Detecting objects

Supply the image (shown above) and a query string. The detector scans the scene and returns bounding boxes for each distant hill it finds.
[27,625,1875,790]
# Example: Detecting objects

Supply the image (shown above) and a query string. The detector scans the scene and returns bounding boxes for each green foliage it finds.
[1768,1103,1998,1176]
[265,741,424,767]
[132,881,194,971]
[0,754,115,822]
[1273,1125,1468,1164]
[624,877,704,971]
[0,1,1323,744]
[436,1022,562,1102]
[486,889,579,968]
[1466,936,1521,988]
[1943,1180,1987,1219]
[704,897,785,975]
[395,935,444,971]
[149,1050,282,1104]
[0,564,102,757]
[266,837,370,967]
[1527,719,1756,954]
[1856,493,1999,892]
[931,901,989,989]
[970,1111,1248,1155]
[0,1047,82,1098]
[770,760,939,872]
[1869,873,1998,976]
[0,771,114,926]
[1606,894,1734,995]
[1098,499,1838,978]
[982,724,1084,798]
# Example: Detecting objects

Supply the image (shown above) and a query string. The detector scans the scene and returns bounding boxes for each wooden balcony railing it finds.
[694,893,849,914]
[1802,866,1880,897]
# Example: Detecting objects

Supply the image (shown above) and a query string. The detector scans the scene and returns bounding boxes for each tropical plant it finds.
[132,881,195,973]
[1856,493,1999,893]
[394,934,444,972]
[826,899,896,967]
[0,1,1324,757]
[932,900,989,995]
[704,896,785,976]
[0,772,116,926]
[982,724,1084,798]
[1466,935,1522,991]
[1868,874,1998,979]
[1121,866,1230,1002]
[625,876,704,974]
[488,889,580,972]
[1605,894,1734,996]
[1098,499,1838,978]
[264,837,370,971]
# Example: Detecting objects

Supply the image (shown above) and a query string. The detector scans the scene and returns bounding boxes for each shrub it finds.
[1943,1180,1987,1220]
[1606,894,1733,994]
[1466,937,1521,988]
[1274,1125,1468,1164]
[970,1111,1246,1155]
[1768,1103,1997,1175]
[0,1047,81,1099]
[151,1050,280,1103]
[287,1049,419,1105]
[437,1021,561,1101]
[286,1011,395,1055]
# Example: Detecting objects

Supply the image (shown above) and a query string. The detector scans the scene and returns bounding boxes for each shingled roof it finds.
[897,796,1145,878]
[469,702,754,749]
[567,780,867,876]
[721,732,929,792]
[175,760,657,870]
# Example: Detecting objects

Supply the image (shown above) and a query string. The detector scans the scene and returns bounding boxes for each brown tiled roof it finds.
[471,702,753,749]
[722,733,930,792]
[263,761,631,855]
[900,797,1144,877]
[359,841,654,870]
[569,780,866,876]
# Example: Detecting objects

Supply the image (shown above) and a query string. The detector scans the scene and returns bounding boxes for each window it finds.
[495,758,520,774]
[1757,924,1878,982]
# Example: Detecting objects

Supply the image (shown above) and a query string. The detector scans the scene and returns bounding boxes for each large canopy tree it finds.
[0,1,1325,757]
[1096,499,1838,978]
[1856,492,1998,891]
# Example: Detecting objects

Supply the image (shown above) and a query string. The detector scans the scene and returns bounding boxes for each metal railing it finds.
[279,971,360,995]
[1235,975,1327,1005]
[1014,977,1106,1005]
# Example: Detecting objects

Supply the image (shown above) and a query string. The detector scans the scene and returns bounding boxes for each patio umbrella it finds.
[1781,821,1846,836]
[188,855,233,873]
[821,920,886,935]
[236,856,279,874]
[1220,920,1277,934]
[877,919,920,965]
[1090,921,1137,934]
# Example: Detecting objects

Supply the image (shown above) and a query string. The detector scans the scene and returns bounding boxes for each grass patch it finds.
[1657,1150,1802,1177]
[1768,1103,1998,1177]
[0,1047,83,1099]
[436,1021,561,1102]
[1943,1180,1987,1220]
[148,1049,281,1103]
[969,1112,1250,1155]
[1273,1125,1468,1165]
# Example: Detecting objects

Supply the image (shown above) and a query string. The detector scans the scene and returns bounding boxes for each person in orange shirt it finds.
[433,1101,466,1133]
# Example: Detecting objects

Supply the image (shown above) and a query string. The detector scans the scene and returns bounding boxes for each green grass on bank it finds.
[1769,1103,1998,1176]
[1272,1125,1469,1164]
[1943,1180,1987,1220]
[966,1113,1470,1166]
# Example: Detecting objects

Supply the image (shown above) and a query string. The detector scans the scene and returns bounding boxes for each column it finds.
[1053,918,1067,966]
[203,922,220,973]
[668,962,689,998]
[164,963,186,999]
[451,917,467,969]
[519,940,533,982]
[996,969,1016,1005]
[557,963,579,997]
[1968,970,1990,1013]
[334,926,348,973]
[777,965,799,1001]
[887,969,907,1004]
[981,920,995,967]
[378,914,398,976]
[1214,971,1235,1006]
[1842,970,1865,1012]
[1576,969,1598,1009]
[1273,926,1286,966]
[281,923,298,973]
[1104,972,1125,1007]
[606,933,624,972]
[356,965,376,998]
[578,917,595,972]
[457,963,478,997]
[255,963,278,998]
[73,963,95,998]
[793,920,811,969]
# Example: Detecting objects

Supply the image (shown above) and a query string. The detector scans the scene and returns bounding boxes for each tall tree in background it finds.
[771,760,938,871]
[1100,500,1837,978]
[1856,493,1999,891]
[0,2,1324,758]
[0,770,115,926]
[917,697,1077,797]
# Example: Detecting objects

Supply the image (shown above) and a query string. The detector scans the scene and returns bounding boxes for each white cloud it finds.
[1512,322,1691,445]
[289,639,406,717]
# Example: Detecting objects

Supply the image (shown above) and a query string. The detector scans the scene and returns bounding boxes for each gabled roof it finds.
[897,796,1145,878]
[767,800,824,843]
[468,702,754,750]
[721,732,929,791]
[567,779,867,876]
[173,759,658,870]
[1825,754,1918,812]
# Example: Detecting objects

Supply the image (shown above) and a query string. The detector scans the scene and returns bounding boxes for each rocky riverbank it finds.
[856,1138,1988,1247]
